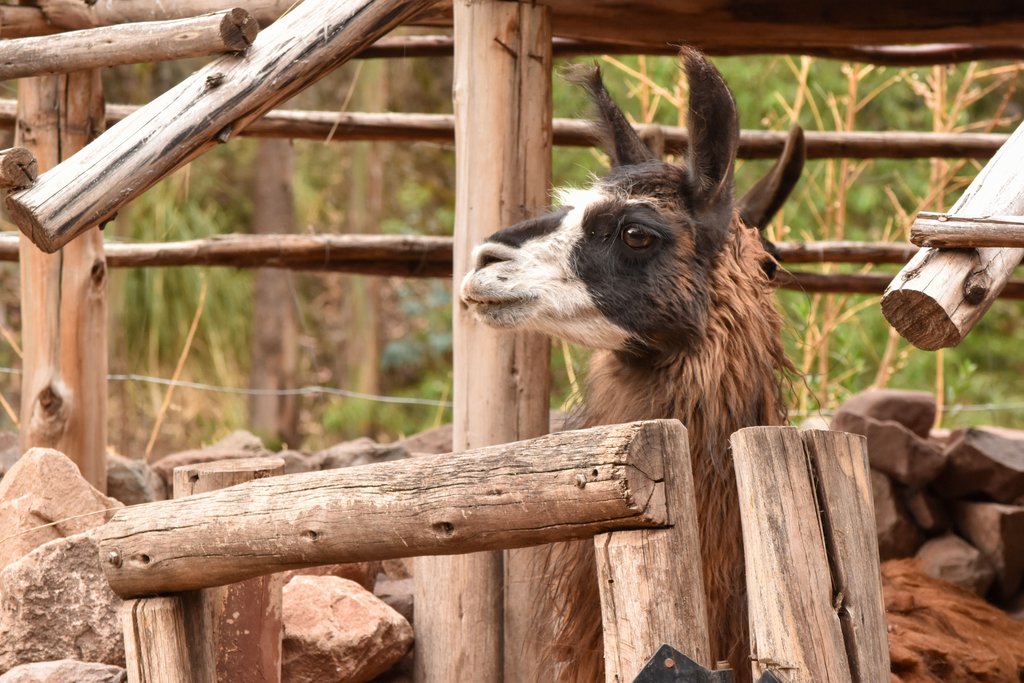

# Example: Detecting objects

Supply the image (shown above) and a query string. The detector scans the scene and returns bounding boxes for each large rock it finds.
[277,562,382,592]
[915,534,995,596]
[373,576,414,624]
[0,448,122,569]
[831,412,946,488]
[870,470,924,560]
[0,660,126,683]
[903,489,950,535]
[932,428,1024,503]
[399,425,452,456]
[314,438,409,470]
[833,388,936,438]
[0,530,124,672]
[105,452,165,505]
[282,576,412,683]
[151,430,270,487]
[954,501,1024,600]
[0,432,20,480]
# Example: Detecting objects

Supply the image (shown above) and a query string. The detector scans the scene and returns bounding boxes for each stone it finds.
[278,449,321,475]
[799,415,831,431]
[0,660,126,682]
[0,530,124,672]
[954,501,1024,600]
[870,470,924,561]
[932,428,1024,503]
[314,438,408,470]
[831,412,946,488]
[277,562,382,592]
[380,557,413,580]
[915,534,995,596]
[833,388,936,438]
[151,431,271,488]
[903,489,951,535]
[282,576,413,683]
[373,575,414,624]
[0,432,20,479]
[105,452,165,505]
[399,424,452,456]
[0,448,123,569]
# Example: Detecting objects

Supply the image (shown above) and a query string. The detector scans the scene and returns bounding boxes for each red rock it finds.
[314,438,409,470]
[902,489,950,535]
[0,660,126,682]
[932,428,1024,503]
[0,530,124,672]
[914,534,995,596]
[833,389,936,438]
[954,501,1024,600]
[150,430,271,487]
[832,413,946,488]
[374,576,414,624]
[870,470,924,560]
[277,562,382,592]
[400,425,452,456]
[106,452,165,505]
[0,448,123,569]
[282,576,412,683]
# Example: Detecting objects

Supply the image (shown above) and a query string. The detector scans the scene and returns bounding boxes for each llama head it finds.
[460,49,802,356]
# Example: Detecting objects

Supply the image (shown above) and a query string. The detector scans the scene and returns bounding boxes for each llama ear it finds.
[681,49,739,209]
[566,64,655,167]
[737,125,805,230]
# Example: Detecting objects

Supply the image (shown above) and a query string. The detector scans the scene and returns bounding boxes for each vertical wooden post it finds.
[17,69,107,491]
[123,596,193,683]
[594,421,710,681]
[414,2,552,682]
[173,457,286,683]
[731,427,888,683]
[249,139,299,447]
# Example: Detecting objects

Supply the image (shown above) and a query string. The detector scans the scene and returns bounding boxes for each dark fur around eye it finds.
[621,224,657,250]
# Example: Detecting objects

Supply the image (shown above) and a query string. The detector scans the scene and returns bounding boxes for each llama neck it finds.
[581,224,788,462]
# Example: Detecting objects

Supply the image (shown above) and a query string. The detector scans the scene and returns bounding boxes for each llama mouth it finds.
[463,293,538,325]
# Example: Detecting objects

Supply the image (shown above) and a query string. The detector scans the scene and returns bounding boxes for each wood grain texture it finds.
[882,119,1024,350]
[595,421,710,681]
[911,212,1024,249]
[123,597,193,683]
[31,0,290,30]
[99,421,668,598]
[5,0,435,253]
[17,69,107,492]
[731,427,887,682]
[0,9,258,80]
[173,457,285,683]
[0,147,37,189]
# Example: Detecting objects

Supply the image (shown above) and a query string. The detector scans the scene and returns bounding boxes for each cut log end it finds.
[881,287,962,351]
[0,147,37,189]
[4,194,55,253]
[221,8,259,51]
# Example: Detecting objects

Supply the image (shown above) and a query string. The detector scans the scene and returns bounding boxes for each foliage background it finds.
[1,40,1022,455]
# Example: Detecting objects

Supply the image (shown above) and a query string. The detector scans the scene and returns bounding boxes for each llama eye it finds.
[621,224,656,250]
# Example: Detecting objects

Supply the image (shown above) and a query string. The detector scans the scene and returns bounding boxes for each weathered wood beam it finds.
[882,120,1024,350]
[0,10,258,81]
[731,428,888,682]
[97,421,671,598]
[122,596,193,683]
[31,0,292,31]
[0,147,38,189]
[910,211,1024,249]
[774,240,918,264]
[0,100,1009,160]
[5,0,435,254]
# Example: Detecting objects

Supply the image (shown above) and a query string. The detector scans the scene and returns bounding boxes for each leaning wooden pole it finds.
[5,0,435,254]
[882,120,1024,350]
[17,70,107,491]
[414,4,552,681]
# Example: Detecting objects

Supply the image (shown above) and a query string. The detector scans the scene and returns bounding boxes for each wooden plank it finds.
[5,0,435,254]
[123,596,193,683]
[595,421,711,681]
[0,99,1011,160]
[910,211,1024,249]
[0,147,38,189]
[98,421,669,598]
[32,0,291,30]
[415,2,553,682]
[17,70,107,492]
[0,10,258,80]
[882,120,1024,350]
[173,457,285,683]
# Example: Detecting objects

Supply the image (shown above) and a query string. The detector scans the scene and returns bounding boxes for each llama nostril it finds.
[472,242,517,271]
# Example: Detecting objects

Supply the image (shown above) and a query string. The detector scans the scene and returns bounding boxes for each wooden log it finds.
[774,240,918,264]
[5,0,435,254]
[0,99,1011,160]
[98,421,671,598]
[731,427,888,682]
[595,421,711,680]
[416,5,553,681]
[0,147,38,189]
[0,6,58,39]
[0,10,258,81]
[882,120,1024,350]
[910,211,1024,249]
[31,0,292,31]
[122,596,193,683]
[17,70,108,492]
[173,457,285,683]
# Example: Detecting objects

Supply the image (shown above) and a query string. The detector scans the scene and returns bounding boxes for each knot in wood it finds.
[963,270,991,305]
[90,260,106,285]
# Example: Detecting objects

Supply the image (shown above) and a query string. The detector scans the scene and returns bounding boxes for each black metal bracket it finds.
[630,645,783,683]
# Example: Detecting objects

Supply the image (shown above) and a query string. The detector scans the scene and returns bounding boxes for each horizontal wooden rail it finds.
[0,100,1008,161]
[98,421,675,598]
[0,10,258,80]
[910,211,1024,249]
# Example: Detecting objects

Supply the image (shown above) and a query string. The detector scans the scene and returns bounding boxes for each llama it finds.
[460,49,1024,681]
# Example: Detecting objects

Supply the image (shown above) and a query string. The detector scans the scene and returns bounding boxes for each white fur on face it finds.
[460,186,632,350]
